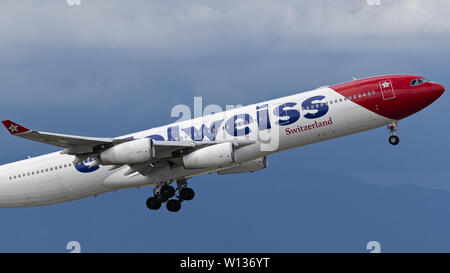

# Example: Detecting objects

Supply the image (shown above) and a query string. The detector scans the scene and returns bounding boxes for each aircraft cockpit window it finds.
[411,78,429,86]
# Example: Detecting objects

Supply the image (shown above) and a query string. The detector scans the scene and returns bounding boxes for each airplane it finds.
[0,74,444,212]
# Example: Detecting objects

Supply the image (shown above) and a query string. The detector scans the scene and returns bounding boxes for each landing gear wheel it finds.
[160,195,170,203]
[166,199,182,212]
[146,197,162,210]
[389,135,400,145]
[160,185,176,199]
[180,187,195,201]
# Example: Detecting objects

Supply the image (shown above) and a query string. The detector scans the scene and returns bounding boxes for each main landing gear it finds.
[387,121,400,145]
[146,179,195,213]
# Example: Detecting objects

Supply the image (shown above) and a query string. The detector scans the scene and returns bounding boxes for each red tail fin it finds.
[2,120,30,135]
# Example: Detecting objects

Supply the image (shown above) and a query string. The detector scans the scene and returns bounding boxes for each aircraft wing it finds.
[1,120,124,154]
[2,120,255,166]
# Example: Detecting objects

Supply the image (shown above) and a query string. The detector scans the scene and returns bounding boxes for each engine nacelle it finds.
[100,138,154,165]
[218,156,267,175]
[183,142,235,169]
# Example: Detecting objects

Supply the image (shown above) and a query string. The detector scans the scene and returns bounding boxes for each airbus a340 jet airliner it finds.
[0,75,444,212]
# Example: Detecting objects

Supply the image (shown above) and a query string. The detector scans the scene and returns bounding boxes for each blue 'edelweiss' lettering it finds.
[256,104,271,130]
[76,96,329,173]
[147,134,164,141]
[75,158,99,173]
[167,125,181,141]
[301,95,328,119]
[182,119,224,141]
[273,102,300,126]
[225,114,253,137]
[161,95,329,140]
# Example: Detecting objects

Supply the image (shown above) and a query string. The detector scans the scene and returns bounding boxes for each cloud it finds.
[0,0,448,110]
[0,0,449,57]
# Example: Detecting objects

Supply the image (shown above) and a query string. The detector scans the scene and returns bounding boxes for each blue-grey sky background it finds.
[0,0,450,252]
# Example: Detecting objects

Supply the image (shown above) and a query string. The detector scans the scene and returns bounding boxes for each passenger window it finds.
[372,90,375,95]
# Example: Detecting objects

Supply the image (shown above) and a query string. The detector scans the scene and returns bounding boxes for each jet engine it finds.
[100,138,154,165]
[183,142,235,169]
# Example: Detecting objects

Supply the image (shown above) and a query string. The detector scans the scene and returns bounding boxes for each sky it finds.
[0,0,450,252]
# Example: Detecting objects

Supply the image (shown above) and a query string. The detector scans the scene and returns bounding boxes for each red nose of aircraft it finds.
[429,82,445,101]
[407,81,445,119]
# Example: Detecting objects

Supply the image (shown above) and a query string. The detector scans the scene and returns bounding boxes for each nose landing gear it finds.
[389,135,399,145]
[146,179,195,212]
[387,121,400,145]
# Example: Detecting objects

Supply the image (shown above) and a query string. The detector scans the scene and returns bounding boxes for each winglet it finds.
[2,120,30,135]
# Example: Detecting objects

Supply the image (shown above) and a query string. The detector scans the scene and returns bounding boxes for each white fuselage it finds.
[0,87,390,207]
